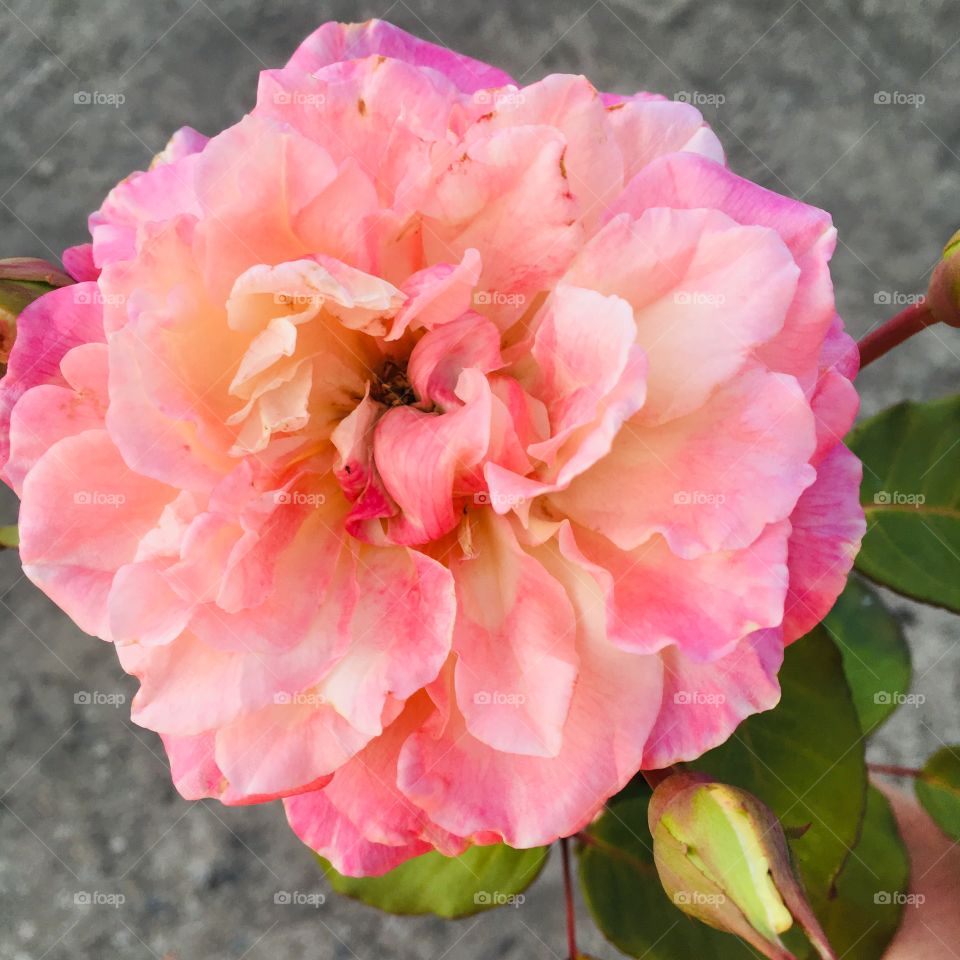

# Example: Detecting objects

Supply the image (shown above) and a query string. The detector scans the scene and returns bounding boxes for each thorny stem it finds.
[561,837,578,960]
[857,301,940,368]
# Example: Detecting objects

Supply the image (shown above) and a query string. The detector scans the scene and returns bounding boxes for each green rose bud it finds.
[0,257,73,369]
[649,772,836,960]
[926,229,960,328]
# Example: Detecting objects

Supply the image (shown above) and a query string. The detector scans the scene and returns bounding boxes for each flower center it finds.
[371,358,417,408]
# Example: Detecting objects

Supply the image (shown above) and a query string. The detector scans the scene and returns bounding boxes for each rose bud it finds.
[926,228,960,328]
[0,257,73,367]
[649,772,837,960]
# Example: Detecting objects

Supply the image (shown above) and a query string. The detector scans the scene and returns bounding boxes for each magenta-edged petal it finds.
[283,19,513,93]
[783,444,865,642]
[609,151,837,391]
[642,628,784,768]
[0,283,104,480]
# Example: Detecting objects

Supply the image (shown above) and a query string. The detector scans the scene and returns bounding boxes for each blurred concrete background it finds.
[0,0,958,957]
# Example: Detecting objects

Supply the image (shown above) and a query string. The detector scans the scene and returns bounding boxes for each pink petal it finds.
[642,627,784,768]
[6,374,105,493]
[214,700,369,802]
[374,369,492,545]
[19,431,177,638]
[422,125,583,328]
[296,695,467,862]
[473,74,624,226]
[563,208,799,423]
[567,520,791,662]
[255,57,457,219]
[160,732,226,801]
[390,249,482,340]
[605,96,724,181]
[0,283,104,481]
[609,151,837,391]
[285,788,431,877]
[783,444,865,642]
[526,285,646,474]
[552,366,817,556]
[398,532,664,847]
[315,547,456,736]
[283,19,513,93]
[408,311,503,407]
[62,243,99,282]
[452,513,578,757]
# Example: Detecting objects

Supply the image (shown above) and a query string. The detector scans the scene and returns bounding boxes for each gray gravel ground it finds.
[0,1,958,957]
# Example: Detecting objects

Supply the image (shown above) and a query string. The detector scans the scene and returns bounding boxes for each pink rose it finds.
[0,20,864,875]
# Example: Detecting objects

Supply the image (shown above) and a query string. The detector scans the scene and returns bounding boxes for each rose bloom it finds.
[0,20,864,875]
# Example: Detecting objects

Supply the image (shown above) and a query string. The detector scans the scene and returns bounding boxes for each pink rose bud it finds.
[927,229,960,327]
[649,772,837,960]
[0,257,73,367]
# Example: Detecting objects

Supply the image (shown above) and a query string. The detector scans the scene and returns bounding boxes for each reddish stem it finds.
[868,762,925,779]
[561,836,578,960]
[857,301,939,368]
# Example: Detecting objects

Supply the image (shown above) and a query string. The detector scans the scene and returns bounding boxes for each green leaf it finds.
[849,394,960,611]
[916,745,960,841]
[697,629,867,903]
[823,578,910,735]
[802,786,908,960]
[578,630,866,959]
[320,843,548,918]
[0,525,18,549]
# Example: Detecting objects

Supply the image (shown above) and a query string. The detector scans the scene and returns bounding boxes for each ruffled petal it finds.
[609,151,837,391]
[398,530,663,847]
[0,283,105,482]
[283,18,513,93]
[552,366,817,556]
[783,444,865,642]
[452,513,578,757]
[567,520,791,662]
[642,627,784,768]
